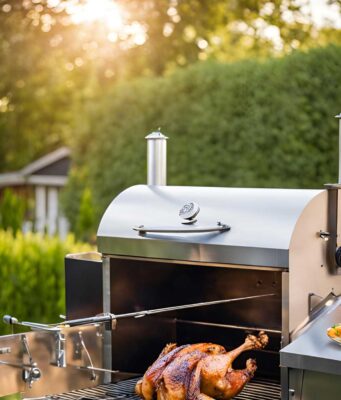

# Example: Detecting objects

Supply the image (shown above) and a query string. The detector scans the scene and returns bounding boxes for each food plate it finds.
[327,324,341,344]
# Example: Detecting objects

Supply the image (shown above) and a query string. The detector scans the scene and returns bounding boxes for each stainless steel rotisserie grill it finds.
[2,117,341,400]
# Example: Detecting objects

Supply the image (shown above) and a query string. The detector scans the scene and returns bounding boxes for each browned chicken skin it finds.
[136,343,225,400]
[136,332,268,400]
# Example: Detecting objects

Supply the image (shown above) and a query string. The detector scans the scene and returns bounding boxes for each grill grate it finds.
[49,377,281,400]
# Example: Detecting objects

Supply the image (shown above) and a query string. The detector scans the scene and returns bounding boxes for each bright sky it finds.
[65,0,341,29]
[60,0,341,51]
[310,0,341,28]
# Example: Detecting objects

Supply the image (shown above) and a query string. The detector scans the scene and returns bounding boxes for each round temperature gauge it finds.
[179,202,200,220]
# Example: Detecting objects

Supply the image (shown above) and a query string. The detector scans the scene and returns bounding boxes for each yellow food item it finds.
[327,324,341,339]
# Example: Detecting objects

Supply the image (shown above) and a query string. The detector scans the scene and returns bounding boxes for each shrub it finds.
[75,187,95,242]
[0,189,25,233]
[0,230,92,335]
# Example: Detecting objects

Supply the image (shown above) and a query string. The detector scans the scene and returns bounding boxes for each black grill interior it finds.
[109,259,282,379]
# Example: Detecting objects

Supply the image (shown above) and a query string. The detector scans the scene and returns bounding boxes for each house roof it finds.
[0,147,71,188]
[21,147,70,175]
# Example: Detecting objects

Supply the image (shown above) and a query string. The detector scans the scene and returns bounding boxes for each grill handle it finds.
[133,222,230,235]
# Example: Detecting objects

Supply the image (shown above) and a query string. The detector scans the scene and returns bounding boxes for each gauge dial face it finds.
[179,202,200,220]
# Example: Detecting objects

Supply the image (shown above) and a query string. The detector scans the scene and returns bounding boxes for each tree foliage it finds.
[0,189,25,233]
[0,1,340,173]
[63,45,341,229]
[75,187,95,242]
[0,3,86,170]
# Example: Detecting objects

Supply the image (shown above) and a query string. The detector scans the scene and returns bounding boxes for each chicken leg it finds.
[189,331,268,400]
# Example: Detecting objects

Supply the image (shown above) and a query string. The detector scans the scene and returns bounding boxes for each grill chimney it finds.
[145,130,168,185]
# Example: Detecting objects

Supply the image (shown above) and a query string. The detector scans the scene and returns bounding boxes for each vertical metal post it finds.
[145,131,168,185]
[336,113,341,184]
[102,256,111,384]
[281,271,290,400]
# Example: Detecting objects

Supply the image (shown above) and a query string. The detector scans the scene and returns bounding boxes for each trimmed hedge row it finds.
[66,45,341,226]
[0,231,92,335]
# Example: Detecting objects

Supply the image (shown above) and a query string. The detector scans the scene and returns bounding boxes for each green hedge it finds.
[65,45,341,226]
[0,231,92,335]
[0,189,25,234]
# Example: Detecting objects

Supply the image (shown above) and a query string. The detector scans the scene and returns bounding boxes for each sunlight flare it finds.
[67,0,124,31]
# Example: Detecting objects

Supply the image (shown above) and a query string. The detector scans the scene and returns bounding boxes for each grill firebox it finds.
[64,254,283,394]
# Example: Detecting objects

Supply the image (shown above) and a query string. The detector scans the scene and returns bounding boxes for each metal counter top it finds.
[280,299,341,375]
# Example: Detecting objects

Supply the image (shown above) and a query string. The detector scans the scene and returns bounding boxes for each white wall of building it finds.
[34,185,69,238]
[35,186,46,233]
[47,187,58,235]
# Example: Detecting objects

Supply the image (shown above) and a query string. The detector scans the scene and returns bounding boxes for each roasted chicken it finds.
[135,331,268,400]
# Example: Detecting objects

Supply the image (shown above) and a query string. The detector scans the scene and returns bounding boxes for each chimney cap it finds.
[145,130,168,140]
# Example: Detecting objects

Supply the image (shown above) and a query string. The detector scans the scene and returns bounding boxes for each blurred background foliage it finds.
[0,189,25,233]
[0,0,340,235]
[64,45,341,226]
[0,230,92,334]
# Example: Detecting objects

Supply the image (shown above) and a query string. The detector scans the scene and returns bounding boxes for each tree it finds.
[0,0,98,172]
[0,1,339,80]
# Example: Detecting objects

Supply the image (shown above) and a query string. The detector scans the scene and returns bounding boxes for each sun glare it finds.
[67,0,124,31]
[64,0,147,46]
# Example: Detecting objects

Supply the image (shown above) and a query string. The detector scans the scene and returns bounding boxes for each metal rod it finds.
[75,365,120,375]
[20,322,61,332]
[0,360,33,370]
[54,294,274,326]
[3,313,115,329]
[176,319,282,334]
[4,294,275,330]
[114,293,275,319]
[45,294,275,326]
[3,316,58,332]
[57,314,115,327]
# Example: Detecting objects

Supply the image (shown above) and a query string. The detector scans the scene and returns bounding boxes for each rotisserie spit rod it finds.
[3,293,274,330]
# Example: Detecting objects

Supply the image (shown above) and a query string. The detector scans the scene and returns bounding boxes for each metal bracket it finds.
[319,230,331,241]
[308,292,323,314]
[22,335,41,388]
[54,331,66,368]
[78,331,96,381]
